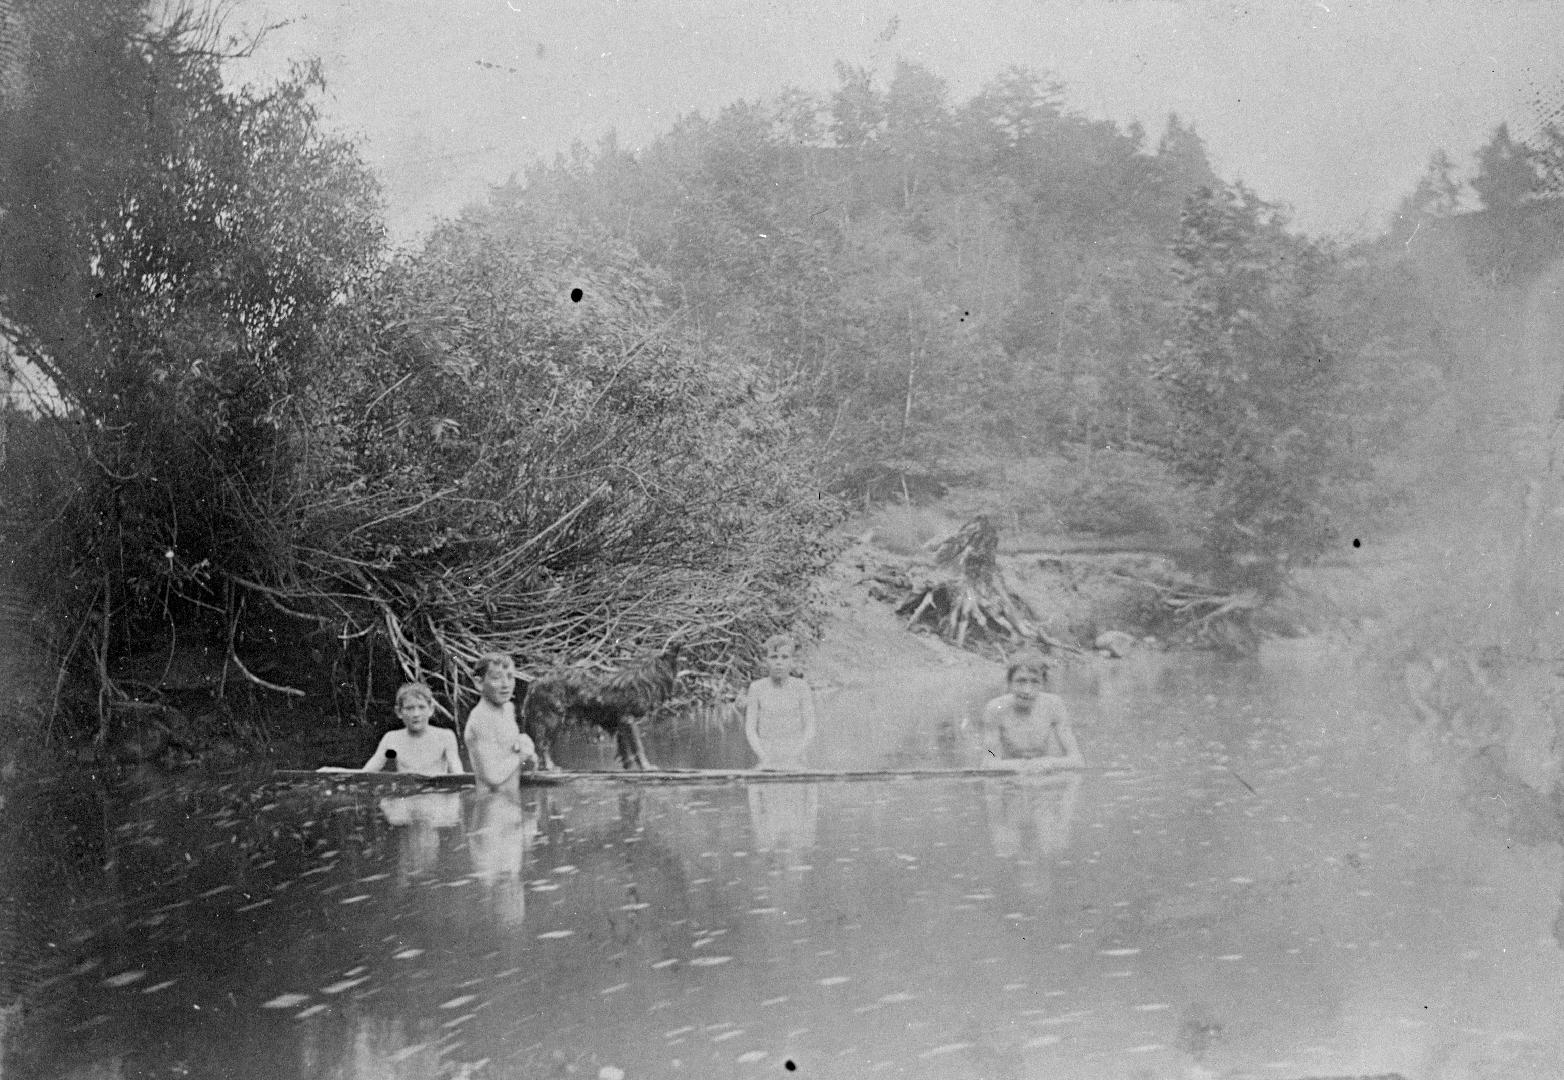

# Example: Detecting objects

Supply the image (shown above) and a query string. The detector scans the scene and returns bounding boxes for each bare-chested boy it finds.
[463,653,539,791]
[362,682,463,775]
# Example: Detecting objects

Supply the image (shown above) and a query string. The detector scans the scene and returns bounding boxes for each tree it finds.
[1471,123,1540,211]
[1157,184,1345,598]
[0,0,384,735]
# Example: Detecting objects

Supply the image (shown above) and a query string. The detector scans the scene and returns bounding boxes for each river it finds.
[3,643,1561,1080]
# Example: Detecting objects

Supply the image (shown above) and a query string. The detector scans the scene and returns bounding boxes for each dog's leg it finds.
[623,720,654,771]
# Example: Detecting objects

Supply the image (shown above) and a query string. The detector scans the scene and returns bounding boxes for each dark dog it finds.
[520,643,681,771]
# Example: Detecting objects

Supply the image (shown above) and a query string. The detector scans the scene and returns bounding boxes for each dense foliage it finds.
[4,2,1483,744]
[1156,185,1347,596]
[506,63,1220,494]
[0,1,385,731]
[0,1,832,739]
[290,207,835,693]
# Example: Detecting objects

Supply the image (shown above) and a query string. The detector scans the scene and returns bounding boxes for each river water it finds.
[4,644,1562,1080]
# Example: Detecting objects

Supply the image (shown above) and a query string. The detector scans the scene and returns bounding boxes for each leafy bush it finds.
[286,208,840,697]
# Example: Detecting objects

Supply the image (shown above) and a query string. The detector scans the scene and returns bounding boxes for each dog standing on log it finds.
[520,642,682,771]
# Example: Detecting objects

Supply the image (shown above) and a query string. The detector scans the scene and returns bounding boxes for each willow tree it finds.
[0,0,384,737]
[1158,183,1346,601]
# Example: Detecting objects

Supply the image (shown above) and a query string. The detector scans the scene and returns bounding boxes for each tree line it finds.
[0,0,1494,744]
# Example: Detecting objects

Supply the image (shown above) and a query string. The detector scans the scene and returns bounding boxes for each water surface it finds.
[5,647,1562,1079]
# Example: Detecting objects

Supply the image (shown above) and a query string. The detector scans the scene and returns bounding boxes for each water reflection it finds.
[984,771,1080,859]
[747,784,819,853]
[7,652,1564,1079]
[464,789,540,927]
[378,792,462,883]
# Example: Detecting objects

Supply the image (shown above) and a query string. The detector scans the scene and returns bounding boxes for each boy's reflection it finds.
[465,789,541,927]
[984,772,1081,859]
[747,782,819,853]
[377,792,462,884]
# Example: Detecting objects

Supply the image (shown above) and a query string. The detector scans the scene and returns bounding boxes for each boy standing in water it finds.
[976,656,1084,770]
[464,653,539,791]
[744,633,818,770]
[362,682,463,775]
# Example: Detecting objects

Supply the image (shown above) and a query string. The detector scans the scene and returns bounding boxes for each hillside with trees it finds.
[0,1,1478,759]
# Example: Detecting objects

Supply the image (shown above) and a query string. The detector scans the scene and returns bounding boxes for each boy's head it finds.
[474,653,517,706]
[395,682,436,732]
[1005,656,1049,700]
[763,633,796,680]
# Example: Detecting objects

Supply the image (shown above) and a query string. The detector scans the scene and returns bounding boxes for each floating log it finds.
[277,764,1106,788]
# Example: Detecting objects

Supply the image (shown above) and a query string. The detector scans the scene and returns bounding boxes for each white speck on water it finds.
[294,1004,328,1019]
[736,1050,767,1063]
[320,977,368,995]
[712,1029,745,1042]
[818,976,851,986]
[760,995,788,1006]
[339,894,371,905]
[262,993,311,1009]
[599,1068,626,1080]
[439,995,478,1010]
[441,1012,476,1028]
[140,980,177,994]
[1216,954,1244,962]
[1098,948,1141,956]
[1023,1034,1062,1049]
[1133,1003,1172,1012]
[917,1042,973,1060]
[651,958,679,970]
[664,1026,695,1038]
[393,949,424,960]
[878,992,916,1004]
[688,956,732,967]
[601,983,629,995]
[552,865,578,874]
[102,970,147,988]
[536,930,575,940]
[1124,1043,1165,1053]
[1229,877,1254,884]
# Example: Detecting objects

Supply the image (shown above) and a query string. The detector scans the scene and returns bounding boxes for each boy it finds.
[976,656,1084,770]
[362,682,463,775]
[464,653,539,791]
[744,633,818,770]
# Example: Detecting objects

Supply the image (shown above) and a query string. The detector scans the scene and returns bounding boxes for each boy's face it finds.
[398,695,434,733]
[1009,670,1045,703]
[765,643,794,681]
[479,662,516,706]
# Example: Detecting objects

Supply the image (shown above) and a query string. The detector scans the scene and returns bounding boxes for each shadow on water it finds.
[3,645,1564,1079]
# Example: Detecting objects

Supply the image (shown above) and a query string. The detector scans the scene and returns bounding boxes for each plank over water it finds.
[276,764,1095,789]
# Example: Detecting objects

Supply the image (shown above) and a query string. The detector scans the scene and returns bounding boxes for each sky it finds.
[222,0,1564,242]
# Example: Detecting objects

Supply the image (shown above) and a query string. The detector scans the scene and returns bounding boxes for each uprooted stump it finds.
[894,515,1071,653]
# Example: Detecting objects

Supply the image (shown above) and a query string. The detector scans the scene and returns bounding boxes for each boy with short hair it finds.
[744,633,818,770]
[362,682,463,775]
[976,656,1084,770]
[464,653,539,790]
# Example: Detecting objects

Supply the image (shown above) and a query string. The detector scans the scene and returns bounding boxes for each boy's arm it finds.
[797,680,818,746]
[1047,699,1085,769]
[1052,723,1085,769]
[441,729,463,775]
[743,683,764,757]
[516,733,538,768]
[362,733,393,772]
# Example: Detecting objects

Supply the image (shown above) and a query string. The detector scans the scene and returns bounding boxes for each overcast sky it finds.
[225,0,1564,242]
